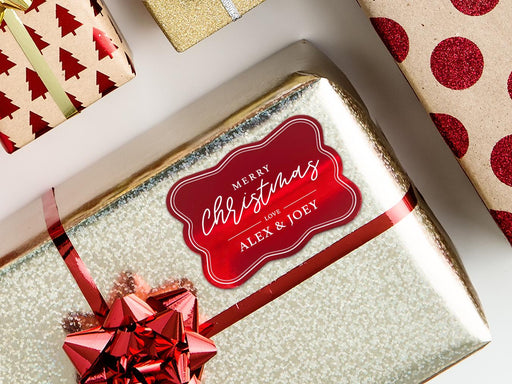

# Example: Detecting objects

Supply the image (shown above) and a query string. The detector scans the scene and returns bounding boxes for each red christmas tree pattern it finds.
[93,27,118,60]
[25,26,49,53]
[0,49,16,76]
[26,68,48,101]
[30,111,51,138]
[90,0,103,16]
[56,5,83,37]
[27,0,46,12]
[0,20,7,33]
[96,71,116,96]
[0,132,16,154]
[59,48,86,80]
[0,91,19,120]
[65,92,85,112]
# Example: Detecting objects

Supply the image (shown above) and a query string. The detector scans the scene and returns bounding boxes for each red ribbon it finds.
[43,191,109,323]
[200,186,417,338]
[43,186,417,382]
[43,190,216,384]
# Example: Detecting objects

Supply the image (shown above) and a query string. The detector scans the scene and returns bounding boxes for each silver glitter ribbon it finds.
[220,0,241,20]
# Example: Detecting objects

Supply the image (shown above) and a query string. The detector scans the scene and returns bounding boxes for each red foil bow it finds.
[64,289,216,384]
[43,190,216,384]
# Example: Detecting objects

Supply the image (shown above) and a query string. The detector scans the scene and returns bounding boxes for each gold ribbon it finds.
[0,0,31,13]
[0,0,78,119]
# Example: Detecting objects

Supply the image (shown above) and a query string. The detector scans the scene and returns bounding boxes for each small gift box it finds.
[0,0,135,153]
[143,0,265,52]
[356,1,512,245]
[0,41,490,383]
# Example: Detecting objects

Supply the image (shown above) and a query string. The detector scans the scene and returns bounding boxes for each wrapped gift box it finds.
[0,0,135,153]
[143,0,265,52]
[357,0,512,245]
[0,41,490,383]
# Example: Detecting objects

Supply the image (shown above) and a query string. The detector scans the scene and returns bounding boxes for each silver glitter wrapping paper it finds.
[0,76,489,383]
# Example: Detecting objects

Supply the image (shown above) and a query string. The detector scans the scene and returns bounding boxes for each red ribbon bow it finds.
[64,289,216,384]
[43,190,216,384]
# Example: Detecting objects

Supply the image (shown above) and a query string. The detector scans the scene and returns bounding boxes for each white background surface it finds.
[0,0,510,382]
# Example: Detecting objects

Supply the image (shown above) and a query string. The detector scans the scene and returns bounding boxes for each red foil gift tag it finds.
[167,115,362,289]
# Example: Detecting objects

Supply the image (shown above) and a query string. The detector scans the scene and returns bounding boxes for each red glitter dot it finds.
[430,37,484,90]
[490,210,512,245]
[370,17,409,63]
[430,113,469,158]
[491,135,512,186]
[450,0,499,16]
[508,71,512,100]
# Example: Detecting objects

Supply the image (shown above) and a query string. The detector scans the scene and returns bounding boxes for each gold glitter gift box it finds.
[0,41,490,383]
[143,0,265,51]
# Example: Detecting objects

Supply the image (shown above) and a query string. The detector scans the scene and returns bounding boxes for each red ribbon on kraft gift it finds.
[43,185,417,383]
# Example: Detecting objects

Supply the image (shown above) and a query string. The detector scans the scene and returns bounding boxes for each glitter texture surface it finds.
[370,17,409,63]
[450,0,500,16]
[430,113,469,159]
[491,134,512,187]
[508,71,512,100]
[430,37,484,90]
[142,0,265,52]
[0,78,489,383]
[490,210,512,243]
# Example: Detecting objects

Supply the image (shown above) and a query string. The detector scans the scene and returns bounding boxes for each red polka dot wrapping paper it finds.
[0,0,135,154]
[360,0,512,245]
